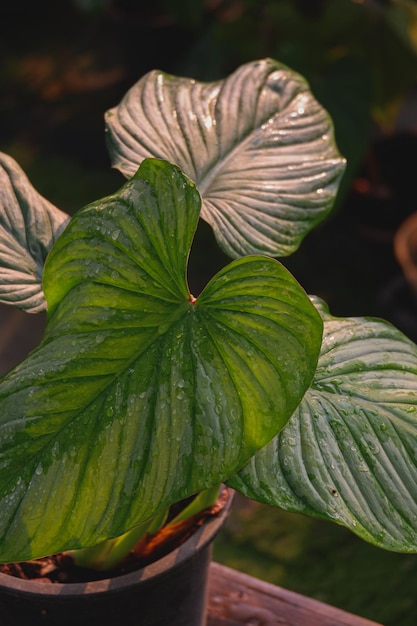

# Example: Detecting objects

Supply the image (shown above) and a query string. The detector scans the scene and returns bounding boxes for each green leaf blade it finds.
[0,159,322,562]
[105,58,346,259]
[196,257,323,452]
[229,298,417,552]
[43,158,198,315]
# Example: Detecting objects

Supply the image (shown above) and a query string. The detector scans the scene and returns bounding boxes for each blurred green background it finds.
[1,1,417,624]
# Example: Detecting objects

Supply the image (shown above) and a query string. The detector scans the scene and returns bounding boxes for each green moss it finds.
[214,494,417,626]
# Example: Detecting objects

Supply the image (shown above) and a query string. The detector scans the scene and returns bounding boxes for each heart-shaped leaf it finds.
[229,297,417,552]
[0,159,322,562]
[0,152,70,313]
[105,58,346,259]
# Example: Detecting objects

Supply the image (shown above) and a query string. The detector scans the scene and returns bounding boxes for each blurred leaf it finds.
[311,56,373,200]
[161,0,206,29]
[387,0,417,55]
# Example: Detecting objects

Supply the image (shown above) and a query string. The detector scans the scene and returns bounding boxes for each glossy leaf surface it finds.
[0,159,322,561]
[0,152,70,313]
[105,58,346,259]
[230,298,417,552]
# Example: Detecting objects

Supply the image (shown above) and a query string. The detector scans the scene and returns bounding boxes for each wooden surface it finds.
[207,562,382,626]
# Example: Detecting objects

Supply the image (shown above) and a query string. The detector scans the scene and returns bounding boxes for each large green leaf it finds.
[0,159,322,562]
[229,297,417,552]
[105,58,346,259]
[0,152,70,313]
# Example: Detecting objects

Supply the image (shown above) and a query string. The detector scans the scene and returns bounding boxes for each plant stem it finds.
[70,509,168,571]
[69,484,221,571]
[167,484,221,527]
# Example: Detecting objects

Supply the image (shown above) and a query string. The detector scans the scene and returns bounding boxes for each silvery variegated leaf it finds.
[105,58,346,259]
[0,152,70,313]
[229,297,417,552]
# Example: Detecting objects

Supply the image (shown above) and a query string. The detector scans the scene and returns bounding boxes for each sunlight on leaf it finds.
[105,58,346,259]
[0,159,322,562]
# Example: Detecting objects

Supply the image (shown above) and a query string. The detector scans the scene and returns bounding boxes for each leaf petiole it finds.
[69,509,169,571]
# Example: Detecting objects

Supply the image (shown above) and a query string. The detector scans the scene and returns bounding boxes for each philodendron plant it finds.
[1,58,417,573]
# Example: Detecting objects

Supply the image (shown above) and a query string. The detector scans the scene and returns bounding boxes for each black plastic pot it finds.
[0,488,233,626]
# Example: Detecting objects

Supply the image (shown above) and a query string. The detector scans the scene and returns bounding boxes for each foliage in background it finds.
[1,0,416,205]
[214,494,417,626]
[123,0,417,198]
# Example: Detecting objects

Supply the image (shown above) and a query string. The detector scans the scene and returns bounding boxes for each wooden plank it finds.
[207,562,382,626]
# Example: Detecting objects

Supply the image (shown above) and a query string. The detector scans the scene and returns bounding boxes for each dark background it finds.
[1,1,417,624]
[1,0,417,324]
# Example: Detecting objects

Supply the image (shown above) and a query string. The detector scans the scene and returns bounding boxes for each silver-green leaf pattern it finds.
[105,58,346,259]
[229,297,417,552]
[0,152,70,313]
[0,159,322,562]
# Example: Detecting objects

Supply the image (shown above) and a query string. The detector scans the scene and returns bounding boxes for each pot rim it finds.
[0,486,233,598]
